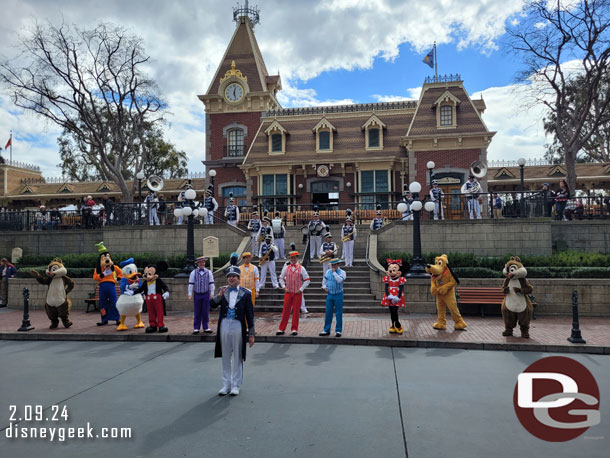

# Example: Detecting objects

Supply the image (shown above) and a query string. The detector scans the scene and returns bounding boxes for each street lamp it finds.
[175,188,207,278]
[517,157,526,218]
[404,181,430,278]
[426,161,436,187]
[136,171,145,224]
[208,169,216,195]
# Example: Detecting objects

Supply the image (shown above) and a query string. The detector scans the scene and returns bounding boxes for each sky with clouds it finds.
[0,0,553,177]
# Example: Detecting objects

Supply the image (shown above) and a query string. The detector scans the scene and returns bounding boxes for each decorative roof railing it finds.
[264,100,417,117]
[1,159,41,171]
[424,74,462,84]
[20,172,208,185]
[488,159,553,168]
[233,2,260,26]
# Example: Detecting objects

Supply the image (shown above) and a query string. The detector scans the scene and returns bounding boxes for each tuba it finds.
[147,175,164,192]
[470,161,487,179]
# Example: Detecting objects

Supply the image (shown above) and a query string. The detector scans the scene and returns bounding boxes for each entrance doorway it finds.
[311,180,340,210]
[434,174,465,220]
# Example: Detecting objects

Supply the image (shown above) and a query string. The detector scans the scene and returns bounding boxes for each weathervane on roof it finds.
[233,1,260,26]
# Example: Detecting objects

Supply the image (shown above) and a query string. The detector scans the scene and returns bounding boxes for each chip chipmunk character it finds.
[31,258,75,329]
[501,257,534,338]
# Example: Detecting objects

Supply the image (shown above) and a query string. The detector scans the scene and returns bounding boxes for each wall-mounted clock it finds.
[317,165,330,177]
[225,83,244,103]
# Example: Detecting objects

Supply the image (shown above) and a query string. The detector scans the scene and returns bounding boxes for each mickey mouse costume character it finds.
[133,263,170,333]
[381,258,407,334]
[93,241,123,326]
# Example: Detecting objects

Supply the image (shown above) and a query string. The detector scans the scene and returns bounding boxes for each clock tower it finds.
[198,2,281,207]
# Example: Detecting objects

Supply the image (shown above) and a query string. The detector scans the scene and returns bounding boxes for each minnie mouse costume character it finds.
[381,258,407,334]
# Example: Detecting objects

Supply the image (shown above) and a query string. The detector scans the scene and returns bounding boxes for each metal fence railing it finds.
[1,192,608,231]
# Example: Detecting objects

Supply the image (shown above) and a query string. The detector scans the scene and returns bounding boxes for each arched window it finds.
[227,129,245,157]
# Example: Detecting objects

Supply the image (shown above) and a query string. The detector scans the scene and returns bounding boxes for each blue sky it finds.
[0,0,552,177]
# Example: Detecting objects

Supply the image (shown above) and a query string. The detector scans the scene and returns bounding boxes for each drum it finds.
[301,226,309,236]
[272,218,282,234]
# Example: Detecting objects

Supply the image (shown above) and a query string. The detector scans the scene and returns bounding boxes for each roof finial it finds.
[233,2,260,26]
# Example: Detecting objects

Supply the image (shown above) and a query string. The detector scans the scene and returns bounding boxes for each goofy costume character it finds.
[93,242,123,326]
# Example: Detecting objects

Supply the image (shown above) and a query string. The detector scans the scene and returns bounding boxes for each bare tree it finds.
[0,21,165,201]
[508,0,610,191]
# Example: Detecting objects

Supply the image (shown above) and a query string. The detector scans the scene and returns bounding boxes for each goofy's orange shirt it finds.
[93,265,123,284]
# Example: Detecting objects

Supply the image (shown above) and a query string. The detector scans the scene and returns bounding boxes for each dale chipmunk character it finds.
[501,257,534,338]
[133,263,170,333]
[31,258,75,329]
[381,259,407,334]
[93,242,123,326]
[425,254,467,331]
[115,258,145,331]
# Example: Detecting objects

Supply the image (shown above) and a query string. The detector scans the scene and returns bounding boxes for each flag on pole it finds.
[422,48,434,68]
[4,137,10,150]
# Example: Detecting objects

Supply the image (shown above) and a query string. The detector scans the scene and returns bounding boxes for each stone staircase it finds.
[255,259,380,313]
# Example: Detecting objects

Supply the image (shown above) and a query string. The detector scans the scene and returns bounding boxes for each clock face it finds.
[317,165,330,177]
[225,83,244,102]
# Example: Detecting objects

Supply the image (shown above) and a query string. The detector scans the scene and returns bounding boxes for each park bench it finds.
[85,283,122,313]
[456,286,537,319]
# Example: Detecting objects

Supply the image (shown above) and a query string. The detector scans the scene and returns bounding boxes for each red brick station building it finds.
[199,6,495,212]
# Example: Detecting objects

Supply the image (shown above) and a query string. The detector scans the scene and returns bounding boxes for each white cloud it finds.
[0,0,528,178]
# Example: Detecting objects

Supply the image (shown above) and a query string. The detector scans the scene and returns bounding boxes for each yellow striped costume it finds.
[239,263,260,306]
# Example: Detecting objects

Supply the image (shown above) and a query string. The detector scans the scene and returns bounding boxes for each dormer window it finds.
[362,114,386,150]
[319,131,330,150]
[433,90,460,129]
[265,120,288,154]
[440,105,452,126]
[313,117,337,153]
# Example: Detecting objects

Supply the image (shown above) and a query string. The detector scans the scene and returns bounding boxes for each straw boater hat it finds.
[289,250,300,257]
[195,256,207,263]
[330,258,341,265]
[241,252,252,258]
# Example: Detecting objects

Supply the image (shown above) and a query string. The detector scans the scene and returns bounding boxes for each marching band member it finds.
[188,256,215,334]
[463,174,482,219]
[319,232,338,274]
[247,208,261,256]
[203,186,219,224]
[145,190,160,226]
[224,194,240,226]
[239,252,260,307]
[176,184,190,225]
[273,212,286,259]
[341,217,356,267]
[308,211,325,259]
[400,193,413,221]
[429,180,444,220]
[258,235,279,289]
[370,206,384,230]
[256,216,274,246]
[277,249,311,336]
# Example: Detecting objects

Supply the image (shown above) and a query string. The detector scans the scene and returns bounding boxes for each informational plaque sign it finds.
[202,236,219,271]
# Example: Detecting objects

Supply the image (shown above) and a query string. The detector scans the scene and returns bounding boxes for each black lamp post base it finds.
[18,321,34,332]
[406,257,429,279]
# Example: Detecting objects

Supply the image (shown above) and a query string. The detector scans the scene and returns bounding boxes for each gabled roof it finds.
[433,90,461,106]
[361,113,386,130]
[58,183,74,193]
[494,167,516,179]
[205,17,278,96]
[312,117,337,132]
[264,119,288,135]
[547,165,567,177]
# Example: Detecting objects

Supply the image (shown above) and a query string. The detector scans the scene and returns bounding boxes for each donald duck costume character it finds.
[115,258,145,331]
[211,265,255,397]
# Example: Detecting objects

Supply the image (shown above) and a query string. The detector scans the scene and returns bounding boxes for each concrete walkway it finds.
[1,308,608,354]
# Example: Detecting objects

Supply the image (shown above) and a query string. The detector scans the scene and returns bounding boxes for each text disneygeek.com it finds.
[5,405,132,442]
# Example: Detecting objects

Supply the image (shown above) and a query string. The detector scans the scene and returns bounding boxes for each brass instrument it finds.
[319,254,333,263]
[258,244,275,266]
[341,232,353,243]
[257,232,266,243]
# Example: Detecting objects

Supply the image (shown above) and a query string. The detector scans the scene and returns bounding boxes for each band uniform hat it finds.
[241,252,252,258]
[263,216,271,223]
[195,256,207,263]
[119,257,135,268]
[265,234,273,241]
[324,232,332,238]
[330,258,341,265]
[226,266,241,277]
[289,250,300,257]
[432,180,438,185]
[543,182,550,187]
[313,211,320,217]
[469,174,475,179]
[345,216,352,222]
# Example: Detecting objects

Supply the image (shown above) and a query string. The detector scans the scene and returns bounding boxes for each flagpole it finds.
[9,130,12,163]
[434,42,438,82]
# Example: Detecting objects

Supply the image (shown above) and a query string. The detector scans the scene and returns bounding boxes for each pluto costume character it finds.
[425,254,467,330]
[31,258,75,329]
[501,257,534,338]
[116,258,145,331]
